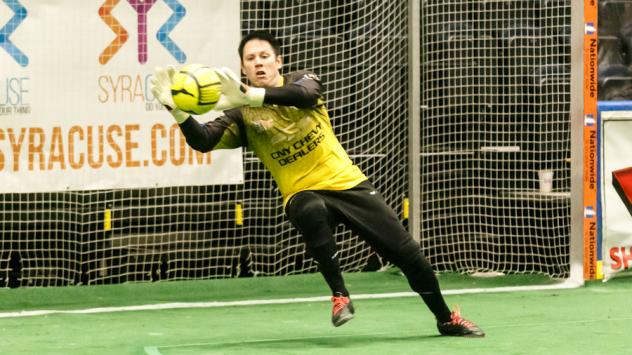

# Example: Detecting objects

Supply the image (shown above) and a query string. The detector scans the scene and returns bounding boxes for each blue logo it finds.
[585,22,596,35]
[584,206,595,219]
[584,114,595,126]
[0,0,28,67]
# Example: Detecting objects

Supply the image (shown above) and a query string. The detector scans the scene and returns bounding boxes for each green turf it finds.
[0,269,556,312]
[1,272,629,355]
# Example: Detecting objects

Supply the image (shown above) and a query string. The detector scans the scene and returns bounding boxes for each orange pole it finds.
[583,0,598,280]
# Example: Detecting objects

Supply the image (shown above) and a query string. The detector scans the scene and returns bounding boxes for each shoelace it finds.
[449,307,476,328]
[331,296,349,315]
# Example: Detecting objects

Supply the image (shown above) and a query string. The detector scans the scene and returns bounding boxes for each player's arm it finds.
[179,109,246,152]
[263,71,322,108]
[214,68,321,110]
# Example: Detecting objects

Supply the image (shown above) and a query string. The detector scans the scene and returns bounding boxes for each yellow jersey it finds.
[179,71,367,206]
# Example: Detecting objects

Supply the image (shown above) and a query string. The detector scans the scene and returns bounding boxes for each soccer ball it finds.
[170,64,222,115]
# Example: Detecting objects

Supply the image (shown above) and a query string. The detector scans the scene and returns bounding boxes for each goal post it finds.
[0,0,583,288]
[417,0,581,284]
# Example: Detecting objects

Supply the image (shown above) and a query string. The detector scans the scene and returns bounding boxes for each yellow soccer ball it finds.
[170,64,221,115]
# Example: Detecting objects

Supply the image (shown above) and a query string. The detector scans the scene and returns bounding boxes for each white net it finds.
[0,0,574,288]
[240,0,409,276]
[420,0,571,277]
[1,186,246,286]
[1,0,407,287]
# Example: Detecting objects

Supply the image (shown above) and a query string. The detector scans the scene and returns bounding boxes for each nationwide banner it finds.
[600,101,632,280]
[0,0,243,193]
[583,0,598,280]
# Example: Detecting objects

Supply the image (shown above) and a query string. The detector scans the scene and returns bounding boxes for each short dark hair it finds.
[238,31,282,61]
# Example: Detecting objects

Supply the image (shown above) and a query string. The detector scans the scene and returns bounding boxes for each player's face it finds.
[241,39,282,88]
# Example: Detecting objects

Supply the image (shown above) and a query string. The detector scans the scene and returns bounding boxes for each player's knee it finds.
[298,195,329,218]
[286,192,333,246]
[389,238,425,270]
[287,192,329,224]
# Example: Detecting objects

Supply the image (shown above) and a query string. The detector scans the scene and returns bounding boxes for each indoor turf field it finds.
[0,270,629,355]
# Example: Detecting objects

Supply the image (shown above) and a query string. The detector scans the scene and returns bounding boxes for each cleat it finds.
[437,306,485,337]
[331,293,355,327]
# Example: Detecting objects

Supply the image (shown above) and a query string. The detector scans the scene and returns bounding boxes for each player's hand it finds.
[213,67,265,110]
[150,66,189,123]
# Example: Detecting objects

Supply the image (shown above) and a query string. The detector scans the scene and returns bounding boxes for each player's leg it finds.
[286,191,346,295]
[327,183,451,320]
[285,191,355,326]
[327,181,484,336]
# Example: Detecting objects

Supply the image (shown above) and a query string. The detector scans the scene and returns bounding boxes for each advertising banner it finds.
[583,0,598,279]
[0,0,243,193]
[600,101,632,280]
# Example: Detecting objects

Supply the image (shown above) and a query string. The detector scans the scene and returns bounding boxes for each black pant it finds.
[286,180,419,266]
[285,180,452,321]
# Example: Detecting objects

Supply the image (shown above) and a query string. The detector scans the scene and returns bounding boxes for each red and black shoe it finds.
[437,306,485,337]
[331,293,355,327]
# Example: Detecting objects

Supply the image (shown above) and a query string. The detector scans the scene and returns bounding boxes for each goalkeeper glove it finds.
[150,66,189,124]
[213,67,266,111]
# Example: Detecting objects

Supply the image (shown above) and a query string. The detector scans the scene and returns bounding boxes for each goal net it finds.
[420,0,572,278]
[0,0,573,287]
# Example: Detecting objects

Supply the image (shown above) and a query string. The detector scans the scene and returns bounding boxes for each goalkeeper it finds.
[151,31,484,337]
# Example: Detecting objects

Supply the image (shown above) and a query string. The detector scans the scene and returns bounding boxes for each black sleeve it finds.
[178,109,246,152]
[263,71,323,108]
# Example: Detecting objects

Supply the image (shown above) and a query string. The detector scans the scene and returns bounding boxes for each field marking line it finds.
[0,281,579,319]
